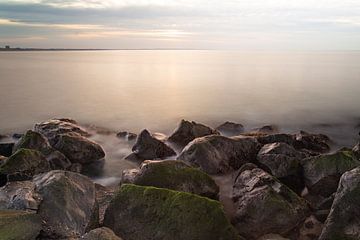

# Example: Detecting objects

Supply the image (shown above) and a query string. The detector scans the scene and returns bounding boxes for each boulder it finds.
[116,131,137,141]
[353,142,360,160]
[257,142,306,193]
[319,167,360,240]
[294,131,330,154]
[121,160,219,199]
[256,133,296,146]
[95,183,115,225]
[168,119,219,147]
[178,135,261,174]
[301,150,360,197]
[232,164,309,239]
[34,118,89,145]
[0,210,41,240]
[298,215,323,240]
[82,227,122,240]
[252,125,279,134]
[216,121,244,136]
[0,181,41,211]
[52,133,105,165]
[34,170,98,239]
[104,184,242,240]
[0,143,14,157]
[0,149,50,185]
[126,129,175,161]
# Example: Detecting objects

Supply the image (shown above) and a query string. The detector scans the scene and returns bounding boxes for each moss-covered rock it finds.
[0,210,41,240]
[302,150,360,197]
[0,149,50,184]
[121,160,219,199]
[104,184,242,240]
[319,167,360,240]
[82,227,123,240]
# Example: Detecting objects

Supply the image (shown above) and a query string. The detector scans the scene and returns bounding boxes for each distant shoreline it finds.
[0,48,203,52]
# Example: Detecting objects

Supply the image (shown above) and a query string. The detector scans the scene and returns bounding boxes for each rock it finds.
[168,119,219,147]
[294,131,330,154]
[126,129,175,161]
[256,133,296,146]
[46,150,72,170]
[216,121,244,136]
[12,133,23,139]
[52,133,105,165]
[353,142,360,159]
[252,125,278,134]
[95,183,115,225]
[34,118,89,145]
[319,167,360,240]
[301,150,360,197]
[69,163,83,173]
[116,131,137,141]
[298,215,323,240]
[257,142,306,193]
[0,143,14,157]
[0,181,41,211]
[0,149,50,186]
[104,184,242,240]
[34,170,99,239]
[178,135,261,174]
[0,210,41,240]
[82,227,122,240]
[120,169,139,184]
[232,164,309,239]
[0,155,6,165]
[121,160,219,199]
[257,234,289,240]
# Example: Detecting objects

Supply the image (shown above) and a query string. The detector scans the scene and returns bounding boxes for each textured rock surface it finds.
[121,160,219,199]
[216,121,244,136]
[168,119,219,147]
[104,184,241,240]
[82,227,122,240]
[178,135,261,174]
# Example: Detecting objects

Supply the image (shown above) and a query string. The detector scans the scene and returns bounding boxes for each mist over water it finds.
[0,50,359,148]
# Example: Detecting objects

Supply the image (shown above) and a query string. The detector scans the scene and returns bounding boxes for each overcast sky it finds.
[0,0,359,50]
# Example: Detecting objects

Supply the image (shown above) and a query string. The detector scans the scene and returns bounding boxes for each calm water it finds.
[1,50,360,147]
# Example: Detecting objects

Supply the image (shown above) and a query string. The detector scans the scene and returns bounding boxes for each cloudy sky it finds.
[0,0,359,50]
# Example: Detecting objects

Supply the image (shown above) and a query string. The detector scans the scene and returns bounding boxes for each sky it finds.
[0,0,359,50]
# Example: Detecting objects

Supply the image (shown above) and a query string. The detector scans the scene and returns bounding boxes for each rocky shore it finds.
[0,118,359,240]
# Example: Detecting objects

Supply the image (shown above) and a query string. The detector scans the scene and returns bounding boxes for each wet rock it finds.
[216,121,244,136]
[82,227,122,240]
[252,125,279,134]
[120,169,139,184]
[298,215,323,240]
[301,150,360,197]
[0,143,14,157]
[294,131,330,154]
[46,150,72,170]
[95,183,115,225]
[126,129,175,161]
[178,135,261,174]
[34,118,89,145]
[52,133,105,165]
[257,142,306,193]
[34,170,98,239]
[168,119,219,147]
[104,184,242,240]
[0,149,50,185]
[319,167,360,240]
[116,131,137,141]
[353,142,360,159]
[69,163,83,173]
[121,160,219,199]
[0,181,41,211]
[232,164,309,239]
[256,133,296,146]
[0,210,41,240]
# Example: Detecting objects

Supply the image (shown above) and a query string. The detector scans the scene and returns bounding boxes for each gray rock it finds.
[168,119,219,147]
[294,131,330,154]
[121,160,219,199]
[178,135,261,174]
[319,167,360,240]
[34,170,98,239]
[95,183,114,225]
[232,164,309,239]
[353,142,360,160]
[116,131,137,141]
[82,227,122,240]
[216,121,244,136]
[256,133,296,146]
[126,129,175,161]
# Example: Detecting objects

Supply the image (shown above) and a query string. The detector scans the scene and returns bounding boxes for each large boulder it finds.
[104,184,242,240]
[82,227,122,240]
[126,130,175,161]
[301,150,360,197]
[168,119,219,147]
[0,149,50,185]
[216,121,244,136]
[257,142,306,193]
[0,210,41,240]
[178,135,261,174]
[121,160,219,199]
[52,133,105,165]
[232,164,309,239]
[319,167,360,240]
[34,170,98,239]
[0,143,14,157]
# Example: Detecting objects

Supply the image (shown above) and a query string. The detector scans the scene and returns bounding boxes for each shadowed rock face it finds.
[319,167,360,240]
[0,143,14,157]
[126,129,175,161]
[301,150,360,197]
[178,135,261,174]
[232,164,309,239]
[168,119,219,147]
[104,184,242,240]
[216,121,244,136]
[82,227,122,240]
[121,160,219,199]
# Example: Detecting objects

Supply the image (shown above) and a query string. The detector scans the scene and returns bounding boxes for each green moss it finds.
[105,184,241,240]
[313,150,359,173]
